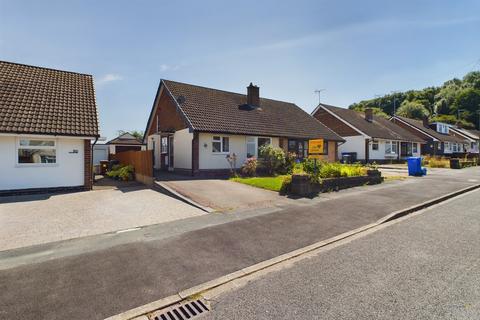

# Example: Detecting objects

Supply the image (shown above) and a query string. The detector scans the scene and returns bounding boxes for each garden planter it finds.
[290,171,383,197]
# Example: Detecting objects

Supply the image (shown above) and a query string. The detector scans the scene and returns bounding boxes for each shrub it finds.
[302,160,367,182]
[283,152,297,174]
[280,175,292,194]
[423,156,449,168]
[241,157,258,176]
[258,144,286,175]
[107,164,134,181]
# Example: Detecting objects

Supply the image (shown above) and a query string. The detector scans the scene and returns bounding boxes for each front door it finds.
[288,139,308,159]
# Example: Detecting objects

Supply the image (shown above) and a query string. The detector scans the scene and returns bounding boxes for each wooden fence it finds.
[112,150,154,185]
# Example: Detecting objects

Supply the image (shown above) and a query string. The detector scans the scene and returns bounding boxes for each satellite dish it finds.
[176,95,186,104]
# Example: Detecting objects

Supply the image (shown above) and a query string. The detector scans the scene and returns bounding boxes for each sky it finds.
[1,0,479,140]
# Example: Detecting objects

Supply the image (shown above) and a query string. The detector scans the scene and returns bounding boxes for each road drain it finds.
[150,299,210,320]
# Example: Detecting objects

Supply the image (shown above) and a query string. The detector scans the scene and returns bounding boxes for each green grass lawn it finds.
[230,175,288,192]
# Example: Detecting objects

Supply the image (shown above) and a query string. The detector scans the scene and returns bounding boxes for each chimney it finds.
[365,108,373,122]
[247,83,260,107]
[423,116,429,128]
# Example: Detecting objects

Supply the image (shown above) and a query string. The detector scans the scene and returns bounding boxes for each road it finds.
[203,188,480,320]
[0,167,479,319]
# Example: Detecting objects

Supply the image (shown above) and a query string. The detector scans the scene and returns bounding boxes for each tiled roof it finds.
[394,116,468,143]
[450,127,480,140]
[0,61,99,137]
[107,132,144,145]
[161,80,344,141]
[318,103,425,142]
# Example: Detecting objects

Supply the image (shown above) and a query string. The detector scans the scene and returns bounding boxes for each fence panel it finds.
[112,150,153,185]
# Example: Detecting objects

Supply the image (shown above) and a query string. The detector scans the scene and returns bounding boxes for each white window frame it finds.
[413,143,418,153]
[371,141,379,151]
[161,137,168,154]
[16,137,58,167]
[212,136,230,154]
[246,136,272,158]
[385,141,397,155]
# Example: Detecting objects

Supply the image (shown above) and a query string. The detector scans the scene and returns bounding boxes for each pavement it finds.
[156,172,291,211]
[202,188,480,320]
[0,185,203,251]
[0,167,478,319]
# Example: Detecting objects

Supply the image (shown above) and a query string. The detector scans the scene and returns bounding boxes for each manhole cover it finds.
[150,299,210,320]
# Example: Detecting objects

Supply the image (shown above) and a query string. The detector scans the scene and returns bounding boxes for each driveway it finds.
[156,175,291,211]
[0,186,203,251]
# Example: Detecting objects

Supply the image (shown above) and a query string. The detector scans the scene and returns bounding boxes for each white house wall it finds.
[173,128,193,170]
[338,135,366,160]
[198,133,279,170]
[0,135,84,190]
[147,134,161,169]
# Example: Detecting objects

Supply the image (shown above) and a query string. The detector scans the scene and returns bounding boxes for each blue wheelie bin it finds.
[407,157,422,176]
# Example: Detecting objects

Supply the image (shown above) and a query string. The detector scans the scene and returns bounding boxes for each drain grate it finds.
[151,299,210,320]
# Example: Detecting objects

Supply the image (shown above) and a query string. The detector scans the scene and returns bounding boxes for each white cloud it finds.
[96,73,123,85]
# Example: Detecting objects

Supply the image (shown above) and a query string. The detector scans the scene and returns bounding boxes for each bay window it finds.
[17,139,56,164]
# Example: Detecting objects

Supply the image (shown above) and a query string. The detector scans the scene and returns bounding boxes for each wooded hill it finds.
[349,71,480,129]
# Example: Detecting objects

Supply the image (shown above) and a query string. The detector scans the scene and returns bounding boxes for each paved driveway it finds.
[157,177,291,211]
[0,186,203,251]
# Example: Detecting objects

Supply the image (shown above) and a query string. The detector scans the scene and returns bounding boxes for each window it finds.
[246,137,272,158]
[437,142,442,150]
[212,136,229,153]
[413,143,418,153]
[372,142,379,151]
[161,137,168,154]
[385,141,397,155]
[445,142,450,151]
[257,137,272,158]
[17,139,56,164]
[247,137,256,158]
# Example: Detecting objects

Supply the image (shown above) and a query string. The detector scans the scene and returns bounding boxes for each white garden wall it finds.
[0,135,85,190]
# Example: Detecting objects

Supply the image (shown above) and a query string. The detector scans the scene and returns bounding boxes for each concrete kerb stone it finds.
[153,181,215,213]
[104,183,480,320]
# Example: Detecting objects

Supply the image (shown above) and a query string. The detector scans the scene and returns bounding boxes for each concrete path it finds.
[0,186,203,251]
[203,188,480,320]
[0,167,478,320]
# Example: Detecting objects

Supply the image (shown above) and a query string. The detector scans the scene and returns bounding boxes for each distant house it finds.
[312,103,425,162]
[390,116,469,156]
[106,132,145,155]
[144,80,344,175]
[448,127,480,154]
[0,61,99,193]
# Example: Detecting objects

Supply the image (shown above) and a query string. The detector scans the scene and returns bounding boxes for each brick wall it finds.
[192,131,199,175]
[147,89,188,136]
[84,139,92,190]
[313,108,360,137]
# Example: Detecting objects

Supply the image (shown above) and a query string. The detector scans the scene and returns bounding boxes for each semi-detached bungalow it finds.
[144,80,344,175]
[390,116,469,156]
[312,103,425,162]
[446,126,479,155]
[0,61,99,193]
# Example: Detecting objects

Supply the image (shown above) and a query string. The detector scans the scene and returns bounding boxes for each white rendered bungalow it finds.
[312,103,425,163]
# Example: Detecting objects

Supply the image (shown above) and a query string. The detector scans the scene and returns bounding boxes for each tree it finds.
[396,101,429,120]
[116,130,144,140]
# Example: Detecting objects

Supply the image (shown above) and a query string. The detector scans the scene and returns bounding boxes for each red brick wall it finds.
[84,139,92,190]
[313,108,360,137]
[147,89,188,136]
[391,118,432,141]
[192,131,199,175]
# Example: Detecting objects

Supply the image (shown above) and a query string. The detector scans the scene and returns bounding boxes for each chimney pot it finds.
[247,83,260,107]
[365,108,373,122]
